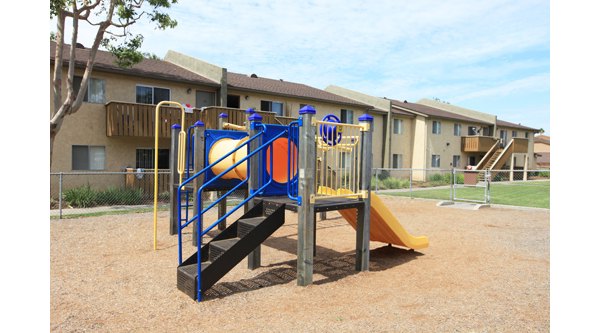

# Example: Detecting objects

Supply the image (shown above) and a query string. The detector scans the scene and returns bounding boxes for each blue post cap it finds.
[245,107,256,114]
[248,113,263,122]
[299,105,316,115]
[358,114,374,122]
[193,120,205,127]
[218,112,228,118]
[171,124,181,129]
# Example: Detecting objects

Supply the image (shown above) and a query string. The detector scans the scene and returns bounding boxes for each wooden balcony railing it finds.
[461,136,499,153]
[106,102,291,137]
[512,137,529,153]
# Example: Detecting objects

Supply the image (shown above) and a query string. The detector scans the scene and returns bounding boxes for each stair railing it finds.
[474,139,500,170]
[287,120,300,203]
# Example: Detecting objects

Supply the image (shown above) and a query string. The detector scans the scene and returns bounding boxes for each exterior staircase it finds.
[177,201,285,300]
[477,148,504,181]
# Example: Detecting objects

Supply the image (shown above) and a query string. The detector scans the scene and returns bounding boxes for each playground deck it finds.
[50,195,549,332]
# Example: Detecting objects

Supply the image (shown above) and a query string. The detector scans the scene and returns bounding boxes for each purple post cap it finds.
[171,124,181,129]
[358,114,374,122]
[218,113,228,118]
[194,120,205,127]
[245,107,256,114]
[299,105,316,114]
[248,113,263,122]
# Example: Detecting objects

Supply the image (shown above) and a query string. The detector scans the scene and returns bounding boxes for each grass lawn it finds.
[386,181,550,209]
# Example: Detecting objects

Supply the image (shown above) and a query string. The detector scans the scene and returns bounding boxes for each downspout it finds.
[220,68,228,107]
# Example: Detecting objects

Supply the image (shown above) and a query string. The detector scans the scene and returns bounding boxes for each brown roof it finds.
[497,119,539,132]
[534,134,550,144]
[50,41,219,87]
[389,99,493,125]
[227,72,371,109]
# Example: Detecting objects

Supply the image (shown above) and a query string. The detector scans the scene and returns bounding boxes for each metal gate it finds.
[452,169,490,204]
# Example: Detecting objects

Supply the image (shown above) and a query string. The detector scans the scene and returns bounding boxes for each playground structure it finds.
[156,104,429,301]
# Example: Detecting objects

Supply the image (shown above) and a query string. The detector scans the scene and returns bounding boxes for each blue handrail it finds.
[176,128,266,264]
[287,120,300,204]
[195,130,284,301]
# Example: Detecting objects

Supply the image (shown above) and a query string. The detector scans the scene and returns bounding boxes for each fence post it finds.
[59,172,63,219]
[247,112,262,270]
[169,124,181,235]
[409,168,413,199]
[524,154,529,181]
[485,169,491,204]
[297,105,316,286]
[217,112,228,231]
[356,114,373,272]
[451,168,455,201]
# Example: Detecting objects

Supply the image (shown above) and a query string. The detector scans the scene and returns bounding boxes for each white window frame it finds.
[72,145,105,171]
[512,130,518,138]
[341,109,354,124]
[136,84,171,105]
[452,155,461,168]
[431,154,441,168]
[74,76,105,104]
[432,120,441,135]
[393,118,403,135]
[454,123,461,136]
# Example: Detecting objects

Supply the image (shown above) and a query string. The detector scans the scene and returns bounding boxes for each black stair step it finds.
[237,216,267,238]
[209,238,240,262]
[177,261,211,300]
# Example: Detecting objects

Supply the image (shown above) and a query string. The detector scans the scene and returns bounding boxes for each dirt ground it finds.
[50,196,549,332]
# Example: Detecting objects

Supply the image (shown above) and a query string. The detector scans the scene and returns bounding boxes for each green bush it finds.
[371,176,409,190]
[64,185,97,208]
[537,171,550,178]
[96,186,144,206]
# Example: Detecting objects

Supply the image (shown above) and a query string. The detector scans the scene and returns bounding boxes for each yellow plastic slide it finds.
[320,187,429,250]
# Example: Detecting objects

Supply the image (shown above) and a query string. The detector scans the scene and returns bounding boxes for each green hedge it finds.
[63,185,146,208]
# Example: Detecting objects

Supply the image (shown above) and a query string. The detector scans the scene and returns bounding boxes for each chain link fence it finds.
[50,170,246,219]
[373,168,550,208]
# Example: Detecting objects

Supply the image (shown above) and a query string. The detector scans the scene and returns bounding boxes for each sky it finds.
[50,0,550,134]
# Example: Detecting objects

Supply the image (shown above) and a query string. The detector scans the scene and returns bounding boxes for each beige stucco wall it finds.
[388,115,414,169]
[50,67,217,174]
[534,142,550,153]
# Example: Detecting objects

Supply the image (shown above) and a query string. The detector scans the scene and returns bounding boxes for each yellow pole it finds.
[153,101,186,250]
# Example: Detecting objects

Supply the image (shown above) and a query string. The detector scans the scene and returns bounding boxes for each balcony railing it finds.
[512,138,529,153]
[106,102,287,137]
[461,136,499,153]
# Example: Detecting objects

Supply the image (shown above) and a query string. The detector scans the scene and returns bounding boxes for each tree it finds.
[50,0,178,164]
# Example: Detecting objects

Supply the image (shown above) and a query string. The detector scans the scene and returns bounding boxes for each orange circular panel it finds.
[266,138,298,184]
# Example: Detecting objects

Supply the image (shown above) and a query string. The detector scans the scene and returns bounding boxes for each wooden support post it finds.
[192,121,205,246]
[297,106,316,286]
[247,112,262,270]
[356,114,373,272]
[509,153,515,182]
[169,124,181,236]
[524,154,529,181]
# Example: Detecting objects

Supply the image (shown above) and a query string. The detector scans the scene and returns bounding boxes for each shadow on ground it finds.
[203,241,423,301]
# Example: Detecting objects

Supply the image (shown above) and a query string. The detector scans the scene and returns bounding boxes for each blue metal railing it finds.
[287,120,300,204]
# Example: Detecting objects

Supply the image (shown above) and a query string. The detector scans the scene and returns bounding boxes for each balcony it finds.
[105,102,284,138]
[461,136,499,153]
[512,138,529,153]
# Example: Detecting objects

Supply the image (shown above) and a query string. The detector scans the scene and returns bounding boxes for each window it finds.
[136,148,169,169]
[341,109,354,124]
[431,154,440,168]
[452,155,461,168]
[261,100,284,116]
[468,156,477,166]
[136,85,170,105]
[512,130,518,138]
[72,145,105,170]
[196,90,216,108]
[468,126,477,136]
[454,123,461,136]
[74,76,105,103]
[393,119,403,135]
[432,121,441,134]
[227,95,240,108]
[392,154,402,168]
[525,132,530,138]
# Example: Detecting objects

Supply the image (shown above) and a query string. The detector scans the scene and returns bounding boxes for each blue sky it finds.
[52,0,550,134]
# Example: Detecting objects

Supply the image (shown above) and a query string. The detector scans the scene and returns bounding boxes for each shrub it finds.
[64,185,97,208]
[96,186,143,206]
[537,171,550,178]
